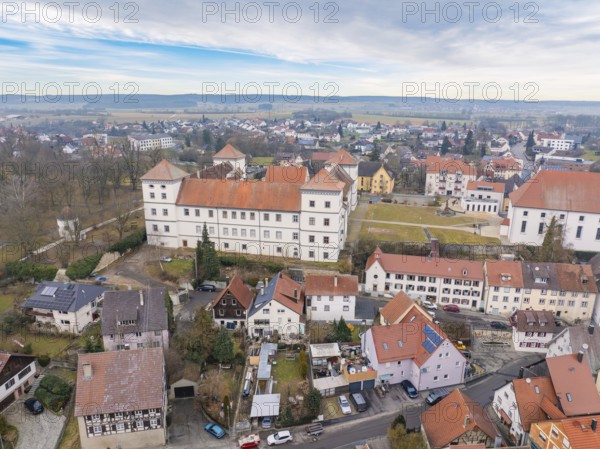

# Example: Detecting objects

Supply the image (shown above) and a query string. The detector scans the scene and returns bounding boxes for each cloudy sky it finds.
[1,0,598,100]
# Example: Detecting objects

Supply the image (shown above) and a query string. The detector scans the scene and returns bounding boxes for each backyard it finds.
[365,203,486,226]
[271,352,307,397]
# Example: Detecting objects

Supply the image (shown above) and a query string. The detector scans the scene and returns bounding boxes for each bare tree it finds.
[112,200,134,239]
[147,147,164,167]
[119,139,142,190]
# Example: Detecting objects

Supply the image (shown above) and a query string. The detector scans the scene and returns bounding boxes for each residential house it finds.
[421,389,498,449]
[365,248,485,310]
[101,288,169,351]
[211,275,255,329]
[483,260,524,316]
[546,354,600,417]
[379,291,428,325]
[528,415,600,449]
[0,353,37,411]
[422,156,478,197]
[546,324,600,382]
[482,155,523,179]
[213,143,247,174]
[362,304,466,390]
[247,272,305,338]
[305,273,358,321]
[21,282,106,334]
[460,181,504,214]
[357,162,395,195]
[75,348,167,449]
[492,376,565,445]
[511,310,557,353]
[506,171,600,253]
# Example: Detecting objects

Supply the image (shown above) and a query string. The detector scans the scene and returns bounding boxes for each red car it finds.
[442,304,460,313]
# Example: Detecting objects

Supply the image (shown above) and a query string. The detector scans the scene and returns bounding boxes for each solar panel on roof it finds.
[423,324,443,346]
[41,286,57,296]
[422,339,436,354]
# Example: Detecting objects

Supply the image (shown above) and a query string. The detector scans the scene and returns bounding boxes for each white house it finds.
[361,307,466,390]
[247,272,305,338]
[0,353,37,412]
[213,144,247,174]
[324,149,359,211]
[422,156,478,197]
[128,133,174,151]
[460,181,504,214]
[305,273,358,322]
[365,248,485,310]
[541,138,574,152]
[546,324,600,375]
[141,151,354,262]
[483,260,524,316]
[506,171,600,252]
[21,282,106,334]
[511,309,557,353]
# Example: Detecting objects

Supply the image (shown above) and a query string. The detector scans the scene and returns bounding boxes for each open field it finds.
[582,148,600,161]
[365,204,485,226]
[428,228,500,244]
[359,222,428,243]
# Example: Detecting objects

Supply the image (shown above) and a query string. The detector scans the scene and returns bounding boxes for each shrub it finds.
[6,261,58,282]
[66,253,102,280]
[107,228,147,255]
[38,354,51,367]
[35,375,72,413]
[23,343,33,355]
[245,276,259,287]
[263,261,284,272]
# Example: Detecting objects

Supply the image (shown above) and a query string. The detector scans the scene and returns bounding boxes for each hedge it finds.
[107,229,147,255]
[5,261,58,282]
[34,375,72,413]
[66,253,102,280]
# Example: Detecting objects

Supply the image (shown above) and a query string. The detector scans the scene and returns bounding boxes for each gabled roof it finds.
[547,354,600,416]
[466,180,505,194]
[366,248,484,281]
[379,292,418,324]
[21,282,106,313]
[214,144,245,159]
[421,389,497,449]
[421,156,476,175]
[101,288,168,336]
[177,178,302,212]
[509,171,600,213]
[535,415,600,449]
[548,325,600,373]
[196,162,241,180]
[305,274,358,297]
[0,353,36,384]
[249,272,304,317]
[358,162,385,177]
[325,149,358,166]
[511,376,564,431]
[264,165,309,185]
[514,310,557,333]
[301,168,347,192]
[75,348,165,416]
[141,159,190,181]
[212,275,254,310]
[485,260,524,288]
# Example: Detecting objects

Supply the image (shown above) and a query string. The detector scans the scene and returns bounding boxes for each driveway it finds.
[2,376,66,449]
[176,291,220,321]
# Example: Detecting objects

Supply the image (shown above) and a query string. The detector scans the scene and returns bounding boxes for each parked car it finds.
[267,430,293,446]
[442,304,460,313]
[197,284,216,292]
[159,256,172,262]
[23,398,43,415]
[350,392,368,412]
[427,311,436,319]
[426,388,450,405]
[238,433,261,449]
[490,321,508,330]
[422,300,438,310]
[460,350,472,359]
[261,416,272,429]
[338,395,352,414]
[400,380,418,399]
[453,340,467,351]
[204,423,226,439]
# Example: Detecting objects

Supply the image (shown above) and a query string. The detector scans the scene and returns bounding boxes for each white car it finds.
[267,430,293,446]
[159,256,172,262]
[427,311,436,319]
[422,300,438,310]
[338,395,352,415]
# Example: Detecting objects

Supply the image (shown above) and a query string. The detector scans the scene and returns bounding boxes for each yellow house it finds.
[358,162,394,194]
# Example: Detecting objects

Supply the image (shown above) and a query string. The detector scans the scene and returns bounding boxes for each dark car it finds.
[197,284,216,292]
[204,422,226,439]
[442,304,460,313]
[400,380,418,399]
[426,388,449,405]
[460,350,472,359]
[490,321,508,330]
[24,398,43,415]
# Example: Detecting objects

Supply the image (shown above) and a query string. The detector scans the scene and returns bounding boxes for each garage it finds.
[174,386,195,398]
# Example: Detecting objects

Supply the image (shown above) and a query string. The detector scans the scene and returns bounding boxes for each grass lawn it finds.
[359,222,428,243]
[147,259,194,280]
[0,332,77,357]
[251,157,275,166]
[428,228,500,244]
[0,295,15,314]
[582,148,600,161]
[366,204,485,226]
[272,353,304,396]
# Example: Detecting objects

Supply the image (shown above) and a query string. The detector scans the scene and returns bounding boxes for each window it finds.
[323,236,329,244]
[343,306,349,312]
[93,425,102,434]
[195,209,200,217]
[152,224,158,232]
[292,232,299,240]
[162,209,168,216]
[4,378,15,389]
[164,225,170,232]
[538,223,544,234]
[324,218,330,226]
[116,422,125,432]
[263,213,269,221]
[209,226,215,234]
[323,252,330,259]
[541,212,546,218]
[309,217,315,225]
[582,301,588,308]
[324,305,330,312]
[241,212,246,219]
[223,228,229,236]
[264,230,270,239]
[250,229,256,237]
[560,214,565,219]
[151,208,156,216]
[309,250,315,258]
[276,214,282,222]
[523,211,528,217]
[209,210,214,218]
[149,192,155,199]
[309,200,315,207]
[161,193,166,199]
[579,215,585,221]
[250,212,255,220]
[231,211,237,219]
[433,376,439,381]
[576,226,583,239]
[568,300,575,307]
[150,418,158,427]
[241,229,247,237]
[293,215,299,223]
[222,211,228,219]
[136,420,144,430]
[309,235,315,243]
[196,225,202,233]
[18,365,32,380]
[325,201,331,208]
[520,221,527,233]
[184,208,189,216]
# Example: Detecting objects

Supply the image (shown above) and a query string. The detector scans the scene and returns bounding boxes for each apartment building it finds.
[128,133,174,151]
[422,156,478,197]
[365,248,485,310]
[483,260,524,316]
[541,138,574,151]
[461,180,505,214]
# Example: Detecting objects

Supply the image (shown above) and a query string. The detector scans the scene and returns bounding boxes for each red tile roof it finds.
[141,159,190,181]
[509,171,600,213]
[366,248,484,281]
[485,260,524,288]
[553,416,600,449]
[75,348,165,416]
[301,168,347,192]
[547,354,600,416]
[264,165,309,185]
[379,292,418,324]
[466,180,505,194]
[213,275,254,310]
[326,149,358,166]
[177,178,302,212]
[512,376,564,431]
[422,156,476,175]
[421,389,497,449]
[214,144,245,159]
[305,274,359,296]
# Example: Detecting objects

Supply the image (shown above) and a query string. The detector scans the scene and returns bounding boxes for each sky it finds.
[1,0,599,101]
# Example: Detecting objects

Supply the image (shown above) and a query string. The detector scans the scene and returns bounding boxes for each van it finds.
[350,392,368,412]
[243,379,253,397]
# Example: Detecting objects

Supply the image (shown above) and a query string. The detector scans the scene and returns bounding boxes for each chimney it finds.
[265,277,268,287]
[577,351,584,363]
[140,290,144,306]
[518,367,524,379]
[430,238,440,259]
[592,418,597,432]
[334,275,338,287]
[589,324,595,335]
[83,363,92,379]
[260,288,264,296]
